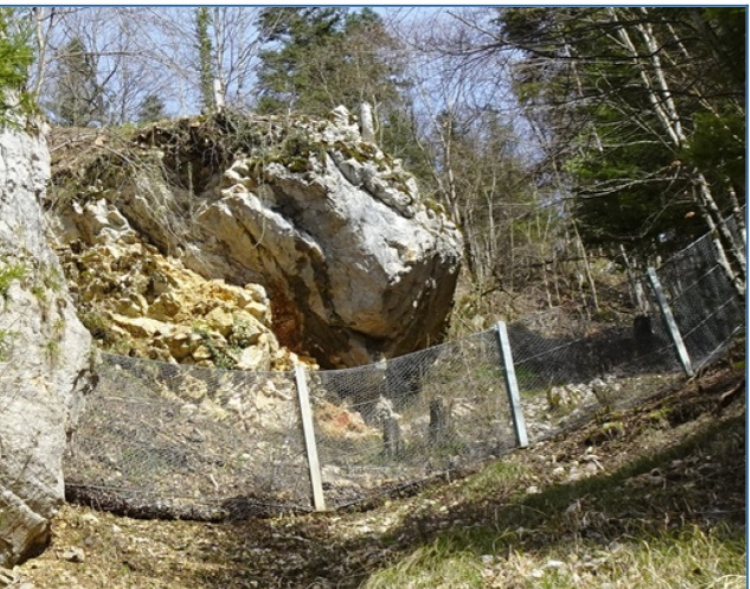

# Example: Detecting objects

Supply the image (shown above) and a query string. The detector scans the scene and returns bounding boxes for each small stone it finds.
[180,403,197,417]
[204,306,234,336]
[235,345,270,371]
[191,344,213,361]
[584,463,599,475]
[61,546,85,563]
[0,567,16,588]
[567,467,582,482]
[80,513,99,525]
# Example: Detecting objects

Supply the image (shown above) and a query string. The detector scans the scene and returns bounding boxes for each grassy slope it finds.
[15,359,746,589]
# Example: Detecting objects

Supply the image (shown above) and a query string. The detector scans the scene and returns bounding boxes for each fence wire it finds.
[510,301,685,442]
[656,231,745,370]
[63,225,745,518]
[64,355,310,519]
[309,330,513,510]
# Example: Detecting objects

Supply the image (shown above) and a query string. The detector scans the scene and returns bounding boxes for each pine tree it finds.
[137,94,165,123]
[255,7,344,114]
[50,36,107,126]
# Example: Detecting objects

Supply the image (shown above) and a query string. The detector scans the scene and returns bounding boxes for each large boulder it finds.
[0,123,94,566]
[188,109,463,366]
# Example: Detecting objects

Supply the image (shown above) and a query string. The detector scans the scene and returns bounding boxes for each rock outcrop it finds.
[48,108,463,368]
[57,215,305,371]
[0,123,94,566]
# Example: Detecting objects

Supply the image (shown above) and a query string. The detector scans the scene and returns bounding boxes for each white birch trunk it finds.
[609,8,745,296]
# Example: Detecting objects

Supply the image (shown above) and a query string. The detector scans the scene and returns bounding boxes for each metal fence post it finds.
[495,321,529,448]
[294,364,327,511]
[646,267,694,377]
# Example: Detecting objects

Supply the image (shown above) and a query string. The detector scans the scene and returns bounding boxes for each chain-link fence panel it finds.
[63,226,745,518]
[655,232,745,370]
[722,209,745,255]
[64,353,311,519]
[308,330,514,509]
[508,298,685,443]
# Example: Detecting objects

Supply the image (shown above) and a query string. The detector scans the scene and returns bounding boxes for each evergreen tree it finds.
[255,7,347,114]
[137,94,165,123]
[49,36,107,126]
[0,8,33,114]
[255,8,406,119]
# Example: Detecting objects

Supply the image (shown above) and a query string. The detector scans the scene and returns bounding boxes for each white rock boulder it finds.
[192,109,463,366]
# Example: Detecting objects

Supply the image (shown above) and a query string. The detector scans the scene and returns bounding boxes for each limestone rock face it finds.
[48,108,463,368]
[57,208,304,371]
[0,126,94,566]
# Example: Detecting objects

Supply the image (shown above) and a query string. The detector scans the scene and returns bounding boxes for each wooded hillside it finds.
[6,6,747,327]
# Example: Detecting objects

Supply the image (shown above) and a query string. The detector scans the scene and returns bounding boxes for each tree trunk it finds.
[610,8,745,298]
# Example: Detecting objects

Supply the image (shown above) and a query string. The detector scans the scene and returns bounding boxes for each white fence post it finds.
[495,321,529,448]
[646,267,694,377]
[294,364,326,511]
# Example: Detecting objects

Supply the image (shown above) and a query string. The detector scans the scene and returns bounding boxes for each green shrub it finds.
[0,8,33,119]
[0,261,26,296]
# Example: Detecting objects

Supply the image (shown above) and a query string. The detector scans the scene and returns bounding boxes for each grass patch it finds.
[363,539,483,589]
[363,524,744,589]
[459,459,529,500]
[486,524,745,589]
[0,261,26,296]
[361,412,745,589]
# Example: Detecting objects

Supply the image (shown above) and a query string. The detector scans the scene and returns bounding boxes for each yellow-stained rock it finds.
[205,306,234,337]
[236,345,271,372]
[109,313,164,338]
[191,344,213,362]
[114,293,148,318]
[60,239,292,371]
[149,292,181,320]
[242,301,270,323]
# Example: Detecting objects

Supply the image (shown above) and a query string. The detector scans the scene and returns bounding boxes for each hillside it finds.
[0,7,744,587]
[13,348,745,589]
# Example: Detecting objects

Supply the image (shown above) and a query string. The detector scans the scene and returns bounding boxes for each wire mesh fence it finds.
[64,356,311,519]
[309,330,515,510]
[509,300,686,443]
[63,224,745,518]
[655,231,745,370]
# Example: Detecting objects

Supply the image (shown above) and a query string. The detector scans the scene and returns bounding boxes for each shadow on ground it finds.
[184,369,745,589]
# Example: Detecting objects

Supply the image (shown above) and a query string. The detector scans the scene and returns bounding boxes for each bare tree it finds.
[26,7,267,123]
[394,10,555,291]
[31,7,183,124]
